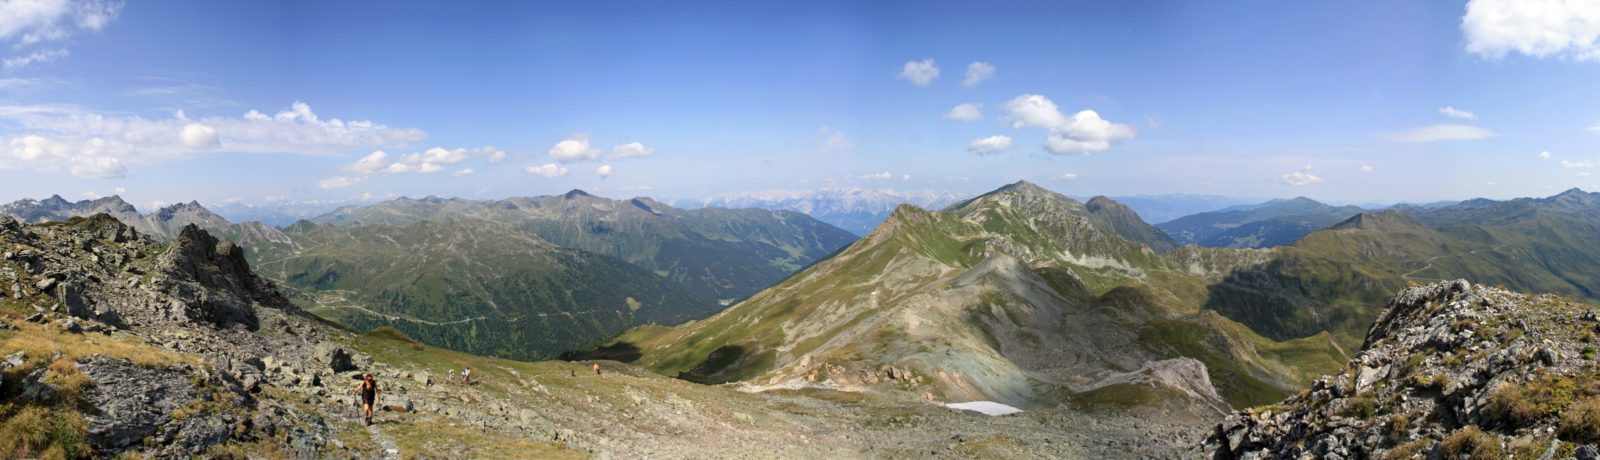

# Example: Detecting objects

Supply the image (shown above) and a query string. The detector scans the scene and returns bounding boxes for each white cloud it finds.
[179,123,219,148]
[943,103,982,121]
[1361,164,1374,172]
[1281,165,1323,186]
[0,0,121,59]
[487,150,507,164]
[1541,150,1552,159]
[1060,172,1079,182]
[822,130,853,152]
[967,135,1013,155]
[1563,159,1599,168]
[1005,94,1136,155]
[318,176,360,190]
[548,134,599,162]
[1487,180,1499,186]
[896,59,939,87]
[596,164,613,177]
[0,101,426,177]
[338,145,500,177]
[1589,122,1600,131]
[2,48,67,69]
[611,141,654,159]
[527,163,568,178]
[901,174,910,181]
[1462,0,1600,61]
[68,156,125,178]
[452,168,474,177]
[860,171,892,181]
[963,61,995,87]
[1438,106,1477,119]
[1383,124,1497,143]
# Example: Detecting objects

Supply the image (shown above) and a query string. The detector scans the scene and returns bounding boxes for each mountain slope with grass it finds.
[247,219,714,361]
[310,191,858,302]
[1202,191,1600,348]
[608,181,1343,411]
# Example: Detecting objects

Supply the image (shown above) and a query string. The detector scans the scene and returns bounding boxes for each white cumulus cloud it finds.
[943,103,982,121]
[821,128,853,152]
[338,145,501,177]
[1281,165,1323,186]
[967,135,1013,155]
[596,164,613,177]
[897,59,939,87]
[179,123,219,148]
[610,141,654,159]
[1005,94,1136,155]
[1439,106,1477,119]
[452,168,474,177]
[527,163,568,178]
[1541,150,1553,159]
[1462,0,1600,61]
[1060,172,1079,182]
[548,134,600,162]
[963,61,995,87]
[1361,164,1374,172]
[1383,124,1497,143]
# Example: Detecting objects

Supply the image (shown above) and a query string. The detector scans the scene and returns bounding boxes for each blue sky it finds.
[1,0,1598,210]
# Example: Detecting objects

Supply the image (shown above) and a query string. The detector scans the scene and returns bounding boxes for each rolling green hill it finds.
[310,191,858,302]
[248,219,714,360]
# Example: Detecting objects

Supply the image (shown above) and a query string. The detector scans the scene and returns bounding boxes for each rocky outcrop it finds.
[151,224,287,330]
[1204,280,1600,458]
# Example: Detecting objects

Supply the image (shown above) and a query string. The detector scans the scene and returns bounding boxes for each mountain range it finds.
[0,192,857,361]
[678,188,964,236]
[1156,196,1366,248]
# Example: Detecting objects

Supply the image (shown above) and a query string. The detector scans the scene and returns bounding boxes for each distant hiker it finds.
[461,368,471,384]
[353,373,380,426]
[593,362,602,375]
[448,369,456,384]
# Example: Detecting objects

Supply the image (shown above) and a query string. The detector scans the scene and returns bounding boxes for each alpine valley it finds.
[9,182,1600,458]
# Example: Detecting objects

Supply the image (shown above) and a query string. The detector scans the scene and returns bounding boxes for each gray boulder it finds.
[315,343,357,372]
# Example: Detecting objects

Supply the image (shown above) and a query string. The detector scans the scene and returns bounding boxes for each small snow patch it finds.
[944,401,1022,416]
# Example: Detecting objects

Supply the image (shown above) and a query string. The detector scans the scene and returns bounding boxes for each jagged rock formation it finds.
[1205,280,1600,459]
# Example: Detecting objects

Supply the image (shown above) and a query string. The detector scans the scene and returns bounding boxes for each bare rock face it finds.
[1203,280,1600,459]
[151,224,283,330]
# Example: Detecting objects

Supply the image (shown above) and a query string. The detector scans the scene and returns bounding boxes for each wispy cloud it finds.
[1438,106,1476,119]
[0,101,426,178]
[3,48,68,69]
[0,0,122,67]
[1383,124,1496,143]
[963,61,995,87]
[967,135,1012,155]
[943,103,982,122]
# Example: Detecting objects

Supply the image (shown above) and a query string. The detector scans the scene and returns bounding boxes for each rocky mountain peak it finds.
[1207,280,1600,458]
[42,194,69,206]
[151,224,281,330]
[563,189,594,199]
